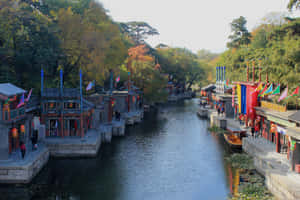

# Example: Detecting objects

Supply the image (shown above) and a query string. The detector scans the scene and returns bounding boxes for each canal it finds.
[1,99,230,200]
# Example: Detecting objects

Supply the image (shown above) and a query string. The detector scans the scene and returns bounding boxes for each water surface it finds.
[1,99,229,200]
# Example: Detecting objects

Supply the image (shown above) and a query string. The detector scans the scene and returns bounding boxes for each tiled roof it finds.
[289,111,300,123]
[0,83,26,97]
[202,84,215,91]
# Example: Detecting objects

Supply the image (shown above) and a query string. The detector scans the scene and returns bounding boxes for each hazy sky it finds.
[98,0,299,53]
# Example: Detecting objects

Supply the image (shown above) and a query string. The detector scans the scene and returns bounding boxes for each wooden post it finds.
[252,60,255,82]
[276,131,281,153]
[259,60,262,82]
[108,97,112,123]
[246,61,249,82]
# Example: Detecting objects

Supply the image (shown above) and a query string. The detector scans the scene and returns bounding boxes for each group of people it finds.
[114,110,121,121]
[250,119,261,138]
[216,103,225,116]
[238,113,261,138]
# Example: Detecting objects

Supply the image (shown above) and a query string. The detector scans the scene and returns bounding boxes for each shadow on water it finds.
[0,99,233,200]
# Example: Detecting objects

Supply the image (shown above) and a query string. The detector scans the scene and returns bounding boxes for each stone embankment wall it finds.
[0,147,49,183]
[243,138,300,200]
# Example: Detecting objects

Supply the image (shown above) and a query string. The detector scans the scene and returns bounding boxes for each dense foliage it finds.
[216,15,300,105]
[0,0,207,103]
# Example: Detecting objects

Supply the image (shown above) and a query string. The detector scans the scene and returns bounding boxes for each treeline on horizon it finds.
[0,0,209,103]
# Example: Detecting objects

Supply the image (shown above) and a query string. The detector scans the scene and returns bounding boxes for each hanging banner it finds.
[241,85,247,114]
[237,84,241,113]
[232,86,235,107]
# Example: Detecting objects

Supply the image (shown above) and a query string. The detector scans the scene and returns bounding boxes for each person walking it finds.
[31,130,38,150]
[20,141,26,159]
[255,123,260,138]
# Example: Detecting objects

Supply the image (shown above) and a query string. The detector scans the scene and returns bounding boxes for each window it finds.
[64,102,78,109]
[48,102,57,110]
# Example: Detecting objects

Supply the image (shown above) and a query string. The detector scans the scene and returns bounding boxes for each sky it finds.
[98,0,299,53]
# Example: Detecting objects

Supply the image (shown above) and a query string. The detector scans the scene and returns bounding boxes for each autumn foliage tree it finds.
[126,45,167,103]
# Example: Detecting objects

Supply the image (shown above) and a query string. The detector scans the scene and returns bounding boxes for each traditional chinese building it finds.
[40,70,94,138]
[0,83,41,159]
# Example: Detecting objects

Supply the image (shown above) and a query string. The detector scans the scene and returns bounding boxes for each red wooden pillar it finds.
[246,61,249,82]
[127,95,131,112]
[108,97,112,123]
[80,114,84,137]
[287,140,290,160]
[276,131,280,153]
[252,60,255,82]
[8,130,12,154]
[60,116,63,138]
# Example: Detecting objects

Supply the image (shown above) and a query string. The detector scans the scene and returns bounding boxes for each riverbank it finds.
[204,107,300,199]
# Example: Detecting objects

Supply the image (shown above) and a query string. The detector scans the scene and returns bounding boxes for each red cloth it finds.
[255,125,260,132]
[239,115,243,120]
[20,144,26,151]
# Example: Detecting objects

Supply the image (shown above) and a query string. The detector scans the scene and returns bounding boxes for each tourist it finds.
[20,141,26,159]
[239,114,243,125]
[217,104,221,116]
[255,124,260,138]
[31,130,38,150]
[251,125,255,137]
[221,105,225,116]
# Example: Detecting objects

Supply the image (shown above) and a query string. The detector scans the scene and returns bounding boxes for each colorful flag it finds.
[290,86,299,97]
[4,97,10,104]
[258,84,268,97]
[86,81,95,91]
[116,76,120,83]
[278,87,288,102]
[16,93,25,108]
[237,84,241,113]
[262,84,273,96]
[255,83,263,92]
[25,89,32,102]
[271,85,280,95]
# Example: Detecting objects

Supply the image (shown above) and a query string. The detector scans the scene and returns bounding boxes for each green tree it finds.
[227,16,251,48]
[120,21,159,45]
[288,0,300,11]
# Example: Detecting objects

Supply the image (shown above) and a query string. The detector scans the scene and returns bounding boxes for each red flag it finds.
[290,86,299,97]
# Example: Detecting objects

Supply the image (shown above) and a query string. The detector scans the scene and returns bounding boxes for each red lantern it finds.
[270,124,277,133]
[12,128,18,138]
[20,125,25,133]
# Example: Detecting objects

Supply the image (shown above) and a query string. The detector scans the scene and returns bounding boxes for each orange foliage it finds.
[128,45,154,62]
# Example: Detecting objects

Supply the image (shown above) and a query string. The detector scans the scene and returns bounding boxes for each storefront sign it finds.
[267,116,296,127]
[261,101,286,112]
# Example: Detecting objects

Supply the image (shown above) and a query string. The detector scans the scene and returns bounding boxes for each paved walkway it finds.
[44,129,101,145]
[0,143,48,167]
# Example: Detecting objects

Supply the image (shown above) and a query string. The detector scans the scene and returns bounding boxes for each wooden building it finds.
[0,83,33,159]
[40,88,94,138]
[40,70,94,138]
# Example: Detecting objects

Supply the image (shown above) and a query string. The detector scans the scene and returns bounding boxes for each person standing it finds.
[20,141,26,159]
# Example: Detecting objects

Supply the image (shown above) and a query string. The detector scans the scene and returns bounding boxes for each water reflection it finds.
[0,99,230,200]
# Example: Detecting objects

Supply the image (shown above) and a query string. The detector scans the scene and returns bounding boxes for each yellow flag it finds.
[237,84,241,113]
[255,83,263,92]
